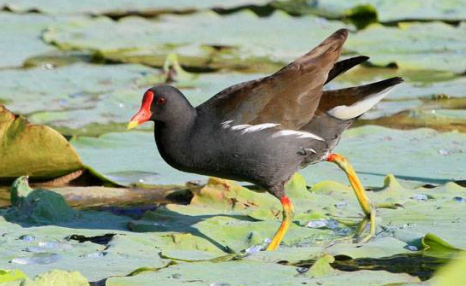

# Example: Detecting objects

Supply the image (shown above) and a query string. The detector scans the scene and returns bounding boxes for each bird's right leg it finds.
[266,196,295,251]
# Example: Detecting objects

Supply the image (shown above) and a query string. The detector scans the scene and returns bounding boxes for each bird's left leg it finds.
[326,153,376,242]
[266,196,294,251]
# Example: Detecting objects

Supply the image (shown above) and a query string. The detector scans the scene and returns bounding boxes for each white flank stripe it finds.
[221,121,280,134]
[239,123,280,134]
[221,120,233,129]
[328,87,396,120]
[271,130,324,141]
[221,121,322,142]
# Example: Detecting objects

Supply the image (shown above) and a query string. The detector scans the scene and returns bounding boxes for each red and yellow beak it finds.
[127,91,154,129]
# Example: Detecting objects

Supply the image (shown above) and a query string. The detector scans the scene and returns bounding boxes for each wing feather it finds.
[198,29,349,130]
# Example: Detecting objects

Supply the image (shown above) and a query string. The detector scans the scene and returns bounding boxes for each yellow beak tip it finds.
[127,121,139,130]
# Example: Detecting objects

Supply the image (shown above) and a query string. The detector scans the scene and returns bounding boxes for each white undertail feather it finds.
[221,121,324,141]
[327,86,397,120]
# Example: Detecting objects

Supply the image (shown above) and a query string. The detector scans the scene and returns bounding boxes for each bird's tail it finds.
[324,77,403,120]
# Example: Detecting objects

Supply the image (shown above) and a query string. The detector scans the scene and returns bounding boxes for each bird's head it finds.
[127,85,190,129]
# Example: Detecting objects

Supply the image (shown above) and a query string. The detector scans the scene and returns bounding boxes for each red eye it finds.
[156,97,166,106]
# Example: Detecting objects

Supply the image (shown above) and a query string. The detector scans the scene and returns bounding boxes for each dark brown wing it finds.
[197,29,349,130]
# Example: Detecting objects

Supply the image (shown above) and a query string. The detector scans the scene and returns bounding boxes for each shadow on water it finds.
[0,185,252,253]
[357,171,456,186]
[295,253,451,281]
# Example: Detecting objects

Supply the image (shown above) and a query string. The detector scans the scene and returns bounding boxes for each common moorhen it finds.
[128,29,403,251]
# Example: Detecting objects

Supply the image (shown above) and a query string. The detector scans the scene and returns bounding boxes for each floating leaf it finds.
[105,259,420,286]
[0,63,157,116]
[4,269,89,286]
[0,0,276,15]
[345,22,466,73]
[43,11,352,69]
[0,105,83,180]
[0,13,85,68]
[276,0,466,23]
[0,269,27,283]
[327,237,411,259]
[432,252,466,286]
[422,233,462,259]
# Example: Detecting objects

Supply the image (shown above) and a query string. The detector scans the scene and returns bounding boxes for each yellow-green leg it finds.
[326,153,376,242]
[266,196,294,251]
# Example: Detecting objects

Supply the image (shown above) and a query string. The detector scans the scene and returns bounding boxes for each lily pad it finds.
[0,63,157,116]
[0,180,168,281]
[0,269,27,283]
[276,0,466,23]
[2,269,88,286]
[0,12,85,69]
[0,0,276,15]
[105,259,420,286]
[307,126,466,186]
[43,11,352,69]
[362,108,466,133]
[0,105,83,180]
[345,22,466,73]
[432,252,466,286]
[26,68,263,135]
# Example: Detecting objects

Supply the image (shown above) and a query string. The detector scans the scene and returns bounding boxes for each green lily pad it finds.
[0,0,275,15]
[307,126,466,186]
[0,105,83,180]
[0,56,264,135]
[43,11,352,69]
[422,233,462,259]
[105,259,420,286]
[362,108,466,133]
[1,173,465,283]
[0,269,27,283]
[432,252,466,286]
[2,269,88,286]
[0,179,168,281]
[0,13,86,68]
[0,63,157,116]
[327,237,411,259]
[276,0,466,22]
[345,22,466,73]
[26,69,262,135]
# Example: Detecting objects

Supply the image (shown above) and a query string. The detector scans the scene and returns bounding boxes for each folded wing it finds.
[198,29,349,130]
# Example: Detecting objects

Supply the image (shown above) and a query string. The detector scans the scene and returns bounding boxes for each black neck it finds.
[153,107,197,171]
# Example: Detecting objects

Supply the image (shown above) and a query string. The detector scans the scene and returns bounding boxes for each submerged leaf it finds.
[5,177,78,224]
